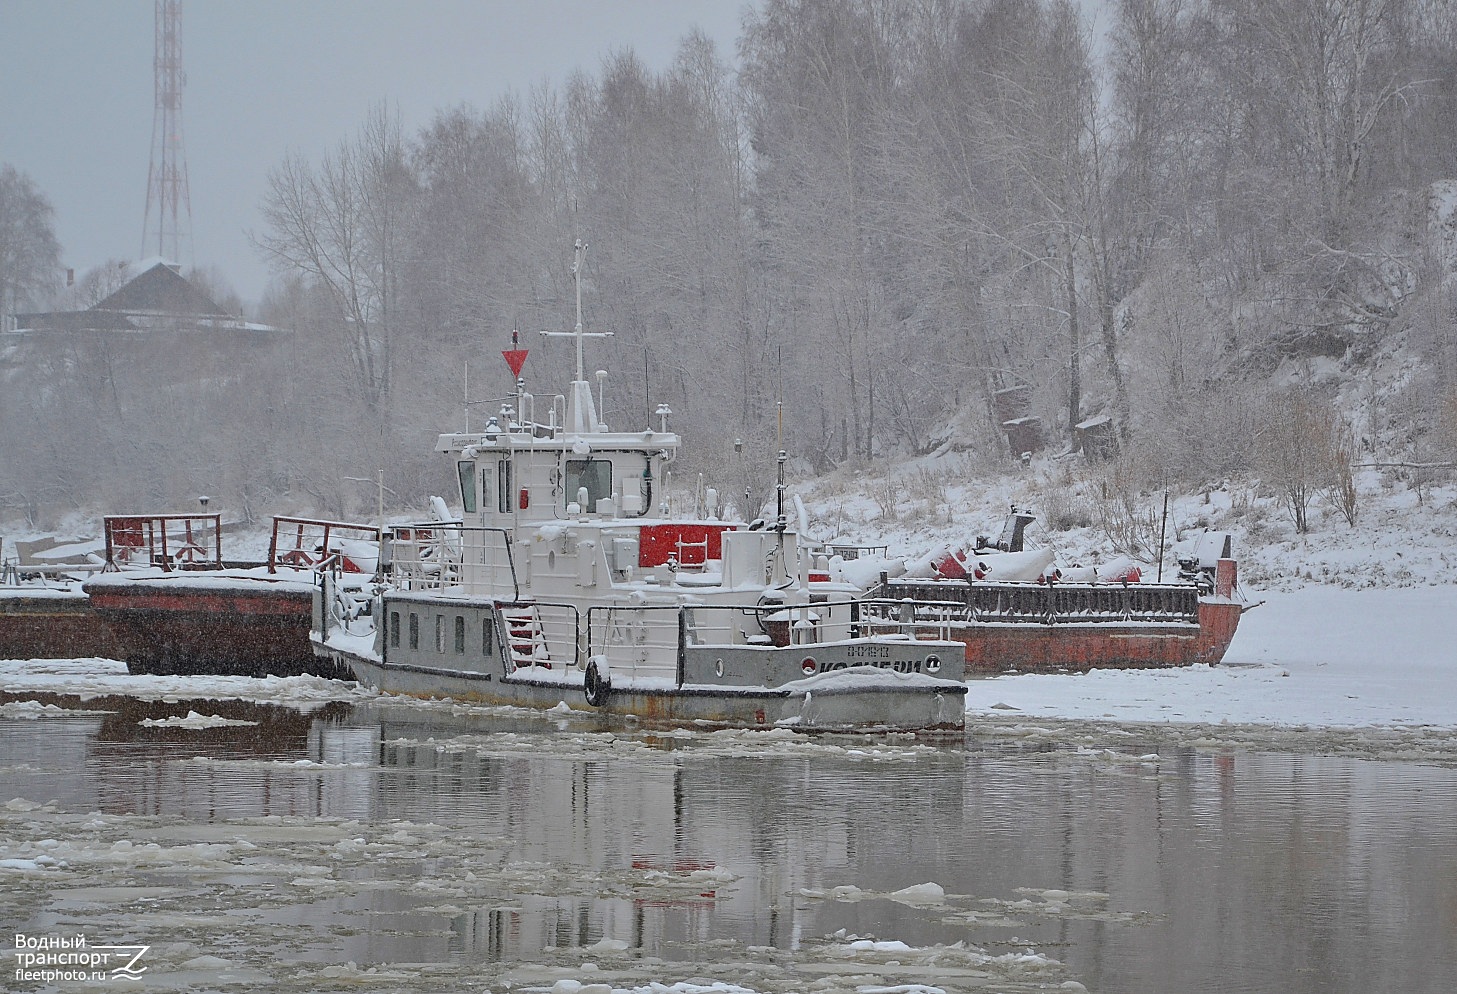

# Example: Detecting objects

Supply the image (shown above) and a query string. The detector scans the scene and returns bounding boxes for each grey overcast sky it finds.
[0,1,752,306]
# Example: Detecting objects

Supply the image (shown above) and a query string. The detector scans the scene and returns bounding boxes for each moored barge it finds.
[83,513,379,677]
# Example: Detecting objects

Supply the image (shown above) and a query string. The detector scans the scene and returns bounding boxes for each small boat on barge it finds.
[312,244,967,732]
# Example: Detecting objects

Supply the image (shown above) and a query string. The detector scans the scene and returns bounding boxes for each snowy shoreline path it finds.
[966,585,1457,728]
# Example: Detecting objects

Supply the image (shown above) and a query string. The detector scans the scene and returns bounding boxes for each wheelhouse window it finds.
[497,458,513,513]
[565,458,612,510]
[457,460,477,513]
[408,613,419,651]
[454,616,466,654]
[482,616,495,657]
[389,611,400,648]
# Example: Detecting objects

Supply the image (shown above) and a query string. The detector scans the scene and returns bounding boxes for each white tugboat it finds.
[312,243,966,731]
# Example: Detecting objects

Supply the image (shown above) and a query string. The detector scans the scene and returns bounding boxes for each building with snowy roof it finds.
[7,259,281,341]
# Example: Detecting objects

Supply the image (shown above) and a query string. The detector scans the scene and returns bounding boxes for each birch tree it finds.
[0,165,61,326]
[744,0,902,462]
[258,104,415,418]
[1200,0,1428,345]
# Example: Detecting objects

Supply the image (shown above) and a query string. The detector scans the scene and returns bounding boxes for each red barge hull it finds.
[84,580,351,678]
[75,513,379,678]
[0,592,122,660]
[953,599,1242,673]
[875,558,1243,675]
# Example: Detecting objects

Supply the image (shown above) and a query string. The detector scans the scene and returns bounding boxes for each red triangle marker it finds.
[503,349,528,378]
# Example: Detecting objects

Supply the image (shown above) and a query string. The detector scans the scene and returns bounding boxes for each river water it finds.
[3,677,1457,993]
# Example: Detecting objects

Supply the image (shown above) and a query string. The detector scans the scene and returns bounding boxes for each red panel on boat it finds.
[638,523,729,567]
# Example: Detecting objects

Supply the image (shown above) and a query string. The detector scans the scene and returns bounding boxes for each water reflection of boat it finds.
[313,243,967,733]
[0,690,355,817]
[354,705,856,957]
[0,694,957,968]
[10,686,1456,990]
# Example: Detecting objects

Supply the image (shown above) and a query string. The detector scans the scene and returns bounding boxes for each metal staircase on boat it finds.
[501,605,552,670]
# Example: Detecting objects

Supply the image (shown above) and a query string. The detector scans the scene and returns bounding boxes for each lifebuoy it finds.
[584,659,611,707]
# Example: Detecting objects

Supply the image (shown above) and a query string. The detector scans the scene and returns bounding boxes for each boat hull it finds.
[875,575,1243,674]
[84,575,349,678]
[0,591,121,659]
[316,638,966,732]
[954,599,1242,673]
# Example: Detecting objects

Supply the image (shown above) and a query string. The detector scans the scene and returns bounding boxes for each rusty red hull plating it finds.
[85,582,347,678]
[0,594,122,660]
[956,598,1242,673]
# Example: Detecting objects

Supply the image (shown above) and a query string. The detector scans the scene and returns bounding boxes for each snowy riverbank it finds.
[4,473,1454,750]
[966,585,1457,728]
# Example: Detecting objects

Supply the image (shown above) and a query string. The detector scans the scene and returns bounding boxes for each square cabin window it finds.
[565,458,612,510]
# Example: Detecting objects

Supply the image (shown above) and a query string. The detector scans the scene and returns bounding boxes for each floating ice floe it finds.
[0,700,115,719]
[0,855,66,872]
[0,657,378,709]
[138,710,259,729]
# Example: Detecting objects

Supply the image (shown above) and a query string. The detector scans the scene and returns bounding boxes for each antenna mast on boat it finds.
[544,240,614,382]
[776,344,786,529]
[541,240,613,433]
[501,328,530,426]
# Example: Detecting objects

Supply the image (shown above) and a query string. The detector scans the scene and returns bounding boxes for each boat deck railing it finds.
[495,599,582,675]
[102,513,224,571]
[97,513,383,575]
[873,578,1201,625]
[268,516,381,574]
[384,522,518,600]
[813,542,890,562]
[580,597,963,686]
[3,560,108,584]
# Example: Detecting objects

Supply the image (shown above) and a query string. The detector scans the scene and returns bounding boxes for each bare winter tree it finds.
[0,165,62,326]
[257,104,415,419]
[1197,0,1430,351]
[744,0,904,463]
[1255,388,1350,533]
[566,40,760,467]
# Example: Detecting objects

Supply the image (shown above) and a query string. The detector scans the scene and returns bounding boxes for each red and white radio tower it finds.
[141,0,192,265]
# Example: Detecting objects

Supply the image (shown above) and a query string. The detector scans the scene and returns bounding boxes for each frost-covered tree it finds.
[744,0,905,463]
[258,104,415,419]
[1195,0,1432,351]
[0,165,61,325]
[1255,388,1349,533]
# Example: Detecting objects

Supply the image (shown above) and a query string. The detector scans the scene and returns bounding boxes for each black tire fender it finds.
[584,659,611,707]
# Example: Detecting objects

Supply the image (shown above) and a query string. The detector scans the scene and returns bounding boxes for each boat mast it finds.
[542,240,613,433]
